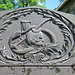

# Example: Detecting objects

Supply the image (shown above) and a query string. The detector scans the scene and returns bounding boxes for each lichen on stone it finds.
[26,68,32,75]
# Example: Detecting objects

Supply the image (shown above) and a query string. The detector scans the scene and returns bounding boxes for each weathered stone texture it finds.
[0,7,75,75]
[58,0,75,15]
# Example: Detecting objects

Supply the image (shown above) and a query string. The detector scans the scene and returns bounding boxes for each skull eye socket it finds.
[39,37,42,39]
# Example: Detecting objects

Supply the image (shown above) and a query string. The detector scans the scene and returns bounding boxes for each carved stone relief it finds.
[0,7,75,65]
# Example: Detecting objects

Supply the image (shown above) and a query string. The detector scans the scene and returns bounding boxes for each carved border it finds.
[0,7,75,64]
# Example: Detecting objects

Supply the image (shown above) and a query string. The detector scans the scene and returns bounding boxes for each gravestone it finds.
[0,6,75,75]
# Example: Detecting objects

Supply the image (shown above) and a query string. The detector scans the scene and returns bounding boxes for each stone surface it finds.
[56,0,75,15]
[0,7,75,75]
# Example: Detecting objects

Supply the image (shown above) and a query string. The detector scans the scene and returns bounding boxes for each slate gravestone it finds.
[0,7,75,75]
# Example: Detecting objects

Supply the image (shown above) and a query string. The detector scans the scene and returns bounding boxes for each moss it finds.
[10,67,15,70]
[50,68,53,70]
[22,67,26,73]
[71,64,75,73]
[26,68,32,75]
[47,66,50,69]
[8,66,15,71]
[55,67,61,73]
[20,55,23,60]
[50,65,61,73]
[10,67,15,74]
[71,52,75,57]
